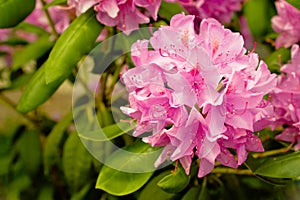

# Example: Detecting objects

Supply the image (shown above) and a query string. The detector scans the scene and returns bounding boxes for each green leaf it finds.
[6,175,32,200]
[16,22,49,36]
[70,183,91,200]
[44,8,103,84]
[157,164,190,193]
[244,0,269,37]
[78,122,133,142]
[12,34,54,70]
[37,185,54,200]
[62,132,93,192]
[7,73,34,90]
[286,0,300,10]
[158,1,186,21]
[96,140,159,196]
[17,129,42,175]
[16,63,67,113]
[265,48,291,74]
[254,152,300,178]
[43,112,73,174]
[182,187,200,200]
[0,0,36,28]
[138,171,178,200]
[44,0,67,9]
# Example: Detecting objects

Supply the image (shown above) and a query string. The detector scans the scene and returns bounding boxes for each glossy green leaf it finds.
[16,63,66,113]
[70,183,91,200]
[265,48,291,74]
[182,187,200,200]
[44,0,67,9]
[78,122,133,142]
[138,171,178,200]
[0,37,28,46]
[158,1,186,21]
[286,0,300,10]
[45,8,103,84]
[16,22,49,35]
[44,112,73,174]
[37,185,54,200]
[254,152,300,178]
[7,73,34,90]
[157,164,190,193]
[62,132,92,192]
[96,140,158,196]
[244,0,269,37]
[0,0,36,28]
[6,175,32,200]
[12,34,54,70]
[17,129,42,175]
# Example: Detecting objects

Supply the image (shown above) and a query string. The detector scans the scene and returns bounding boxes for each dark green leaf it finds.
[45,8,103,83]
[43,112,73,174]
[286,0,300,10]
[254,152,300,178]
[12,34,54,70]
[17,129,42,175]
[7,73,34,90]
[16,22,49,35]
[0,0,36,28]
[62,132,93,192]
[138,171,178,200]
[70,183,91,200]
[0,37,28,46]
[37,185,54,200]
[78,122,133,142]
[182,187,200,200]
[157,164,190,193]
[244,0,269,37]
[6,175,32,199]
[265,48,291,74]
[96,140,159,196]
[158,1,186,21]
[44,0,67,9]
[16,63,66,113]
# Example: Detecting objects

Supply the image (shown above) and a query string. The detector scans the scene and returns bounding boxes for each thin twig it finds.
[41,0,59,39]
[211,168,253,175]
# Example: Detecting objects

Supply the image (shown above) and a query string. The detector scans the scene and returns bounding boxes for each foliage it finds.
[1,0,300,200]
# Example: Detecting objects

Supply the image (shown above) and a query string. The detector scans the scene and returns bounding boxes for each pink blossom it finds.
[69,0,161,34]
[167,0,245,23]
[270,45,300,150]
[68,0,98,16]
[121,14,276,177]
[271,0,300,48]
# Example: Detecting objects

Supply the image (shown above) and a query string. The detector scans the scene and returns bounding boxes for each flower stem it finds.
[252,144,293,159]
[211,168,253,175]
[41,0,59,39]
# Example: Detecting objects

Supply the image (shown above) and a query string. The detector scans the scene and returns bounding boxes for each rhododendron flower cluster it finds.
[271,0,300,48]
[270,44,300,150]
[68,0,161,33]
[166,0,245,23]
[121,14,276,177]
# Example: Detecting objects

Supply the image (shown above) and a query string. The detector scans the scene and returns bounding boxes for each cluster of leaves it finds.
[0,0,300,199]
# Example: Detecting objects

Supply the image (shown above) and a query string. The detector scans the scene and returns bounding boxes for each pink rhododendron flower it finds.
[68,0,161,34]
[167,0,245,23]
[26,0,71,34]
[270,44,300,150]
[271,0,300,48]
[121,14,276,177]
